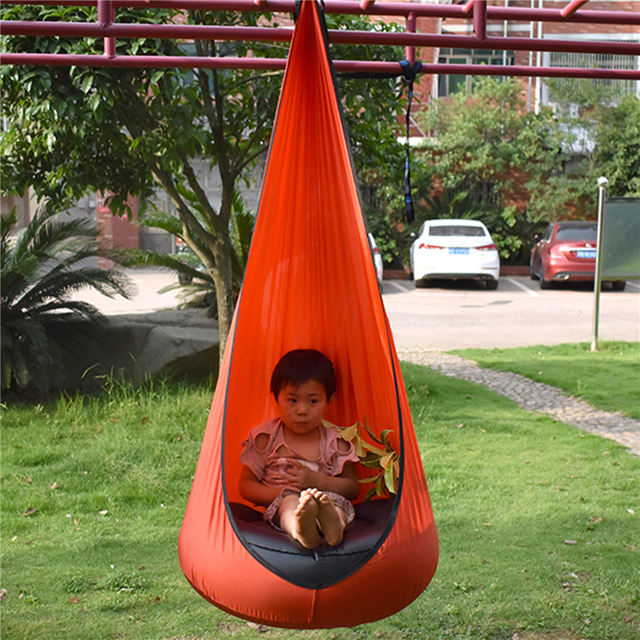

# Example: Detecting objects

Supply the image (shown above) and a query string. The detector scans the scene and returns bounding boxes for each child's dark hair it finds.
[270,349,337,400]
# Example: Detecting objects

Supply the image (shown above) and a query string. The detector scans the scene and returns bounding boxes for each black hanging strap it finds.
[399,60,422,224]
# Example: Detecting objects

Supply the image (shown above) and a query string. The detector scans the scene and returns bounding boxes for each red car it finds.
[530,221,626,290]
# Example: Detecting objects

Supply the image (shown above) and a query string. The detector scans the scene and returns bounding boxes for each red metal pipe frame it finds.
[463,0,476,15]
[405,12,415,66]
[473,0,487,41]
[97,0,115,58]
[3,20,638,57]
[2,52,638,81]
[2,0,639,79]
[2,0,638,25]
[561,0,590,18]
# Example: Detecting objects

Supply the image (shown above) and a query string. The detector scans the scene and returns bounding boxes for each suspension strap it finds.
[400,60,423,223]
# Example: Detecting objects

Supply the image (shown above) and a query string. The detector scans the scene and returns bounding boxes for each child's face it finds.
[276,379,331,436]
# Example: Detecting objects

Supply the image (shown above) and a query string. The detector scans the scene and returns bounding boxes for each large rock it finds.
[60,309,220,389]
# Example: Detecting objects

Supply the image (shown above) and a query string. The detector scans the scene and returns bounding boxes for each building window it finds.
[437,48,515,97]
[546,50,638,104]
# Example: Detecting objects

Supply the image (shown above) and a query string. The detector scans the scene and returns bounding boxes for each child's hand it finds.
[286,459,319,490]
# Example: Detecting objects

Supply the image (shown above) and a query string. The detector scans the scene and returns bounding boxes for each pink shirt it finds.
[240,418,358,487]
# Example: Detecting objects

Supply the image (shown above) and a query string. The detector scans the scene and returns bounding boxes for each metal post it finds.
[528,0,534,111]
[591,176,608,352]
[534,0,543,114]
[560,0,590,18]
[405,12,416,65]
[474,0,487,41]
[98,0,115,59]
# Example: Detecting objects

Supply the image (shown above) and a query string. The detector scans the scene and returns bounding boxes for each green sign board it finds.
[601,197,640,280]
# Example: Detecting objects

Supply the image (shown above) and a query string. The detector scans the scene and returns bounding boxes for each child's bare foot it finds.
[291,489,321,549]
[307,488,347,546]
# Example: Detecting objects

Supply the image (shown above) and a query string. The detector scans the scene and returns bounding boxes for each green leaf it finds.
[364,442,387,457]
[375,473,386,497]
[380,452,395,470]
[364,487,377,501]
[384,460,397,494]
[87,92,100,113]
[337,423,358,441]
[81,74,93,93]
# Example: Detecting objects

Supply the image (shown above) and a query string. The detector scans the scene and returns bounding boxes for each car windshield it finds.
[556,226,597,241]
[429,225,485,237]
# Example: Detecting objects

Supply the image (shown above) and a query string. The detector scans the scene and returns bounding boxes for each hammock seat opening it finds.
[229,498,395,589]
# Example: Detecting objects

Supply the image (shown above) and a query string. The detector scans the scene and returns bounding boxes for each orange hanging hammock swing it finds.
[178,1,438,629]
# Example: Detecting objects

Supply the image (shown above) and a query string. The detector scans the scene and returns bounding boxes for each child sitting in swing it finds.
[239,349,360,550]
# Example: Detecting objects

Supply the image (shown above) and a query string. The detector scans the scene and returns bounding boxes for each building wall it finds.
[435,0,639,107]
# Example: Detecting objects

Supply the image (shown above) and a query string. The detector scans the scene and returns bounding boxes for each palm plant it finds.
[117,189,255,316]
[1,208,133,393]
[420,190,492,222]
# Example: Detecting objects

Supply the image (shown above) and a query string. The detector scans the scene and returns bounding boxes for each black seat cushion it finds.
[229,498,395,589]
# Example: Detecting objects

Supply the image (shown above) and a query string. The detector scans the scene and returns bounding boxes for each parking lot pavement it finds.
[71,267,182,315]
[381,276,640,351]
[76,269,639,350]
[382,276,640,297]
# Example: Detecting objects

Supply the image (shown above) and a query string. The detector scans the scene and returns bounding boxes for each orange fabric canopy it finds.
[178,1,438,628]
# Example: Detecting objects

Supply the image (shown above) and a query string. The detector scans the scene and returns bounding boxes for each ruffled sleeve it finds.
[239,418,280,481]
[323,426,359,476]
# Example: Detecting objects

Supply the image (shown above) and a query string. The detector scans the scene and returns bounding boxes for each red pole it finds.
[462,0,475,14]
[560,0,590,18]
[1,0,637,25]
[2,52,639,80]
[405,12,416,65]
[474,0,487,41]
[97,0,115,59]
[3,20,639,56]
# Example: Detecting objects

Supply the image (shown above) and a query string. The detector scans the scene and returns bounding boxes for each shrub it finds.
[1,207,132,394]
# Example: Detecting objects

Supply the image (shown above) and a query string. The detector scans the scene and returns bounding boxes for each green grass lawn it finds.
[2,350,639,640]
[451,342,640,421]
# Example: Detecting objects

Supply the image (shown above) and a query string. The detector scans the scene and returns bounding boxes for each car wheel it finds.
[540,275,553,289]
[611,281,627,292]
[485,279,498,290]
[530,264,539,280]
[415,279,432,289]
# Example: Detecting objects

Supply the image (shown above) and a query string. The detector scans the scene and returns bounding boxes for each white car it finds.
[368,233,384,284]
[410,219,500,289]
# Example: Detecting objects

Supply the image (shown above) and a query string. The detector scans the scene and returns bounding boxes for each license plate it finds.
[449,247,470,255]
[575,250,596,259]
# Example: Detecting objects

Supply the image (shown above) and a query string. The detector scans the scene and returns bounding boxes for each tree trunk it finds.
[211,177,237,364]
[210,233,234,363]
